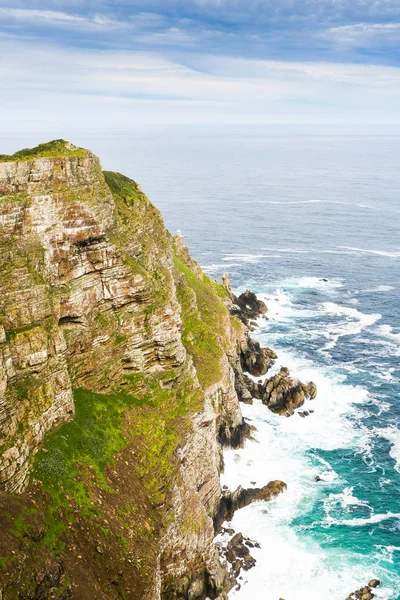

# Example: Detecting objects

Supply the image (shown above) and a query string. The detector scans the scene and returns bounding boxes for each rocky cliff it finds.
[0,140,318,600]
[0,140,270,600]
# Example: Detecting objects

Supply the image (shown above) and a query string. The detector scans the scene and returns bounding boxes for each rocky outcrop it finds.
[227,287,268,326]
[215,480,287,531]
[247,366,317,416]
[346,579,381,600]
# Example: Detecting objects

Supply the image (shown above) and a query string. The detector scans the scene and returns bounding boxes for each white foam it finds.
[258,289,310,321]
[376,427,400,473]
[367,285,394,293]
[286,276,344,290]
[261,200,377,210]
[320,302,382,349]
[374,324,400,345]
[327,512,400,527]
[322,302,381,324]
[338,246,400,258]
[202,262,236,273]
[222,343,399,600]
[221,253,280,264]
[325,486,372,511]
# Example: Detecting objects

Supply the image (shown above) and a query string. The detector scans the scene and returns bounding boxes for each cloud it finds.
[325,21,400,48]
[1,36,400,130]
[0,7,128,30]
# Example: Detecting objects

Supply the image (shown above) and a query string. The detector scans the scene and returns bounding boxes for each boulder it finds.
[259,367,317,415]
[230,290,267,325]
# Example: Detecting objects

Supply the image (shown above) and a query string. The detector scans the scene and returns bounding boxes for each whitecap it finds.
[374,324,400,345]
[338,246,400,258]
[327,512,400,527]
[366,285,394,293]
[376,427,400,473]
[201,262,236,273]
[320,302,382,349]
[222,253,280,263]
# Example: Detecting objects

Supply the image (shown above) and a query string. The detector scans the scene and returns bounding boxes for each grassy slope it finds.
[0,139,88,163]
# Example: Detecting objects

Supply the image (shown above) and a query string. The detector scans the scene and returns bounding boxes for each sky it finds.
[1,0,400,132]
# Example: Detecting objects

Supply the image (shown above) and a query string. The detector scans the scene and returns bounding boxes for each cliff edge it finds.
[0,140,266,600]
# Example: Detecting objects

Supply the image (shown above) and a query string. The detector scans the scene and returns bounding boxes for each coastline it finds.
[217,283,387,600]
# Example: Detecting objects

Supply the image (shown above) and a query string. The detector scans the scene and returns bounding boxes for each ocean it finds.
[5,126,400,598]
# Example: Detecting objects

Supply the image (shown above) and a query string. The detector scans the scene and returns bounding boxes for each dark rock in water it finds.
[215,480,287,530]
[320,278,328,282]
[256,367,317,415]
[232,290,268,325]
[216,530,258,593]
[240,336,277,378]
[346,579,380,600]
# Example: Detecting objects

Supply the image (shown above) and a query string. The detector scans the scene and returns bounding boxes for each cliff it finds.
[0,141,267,599]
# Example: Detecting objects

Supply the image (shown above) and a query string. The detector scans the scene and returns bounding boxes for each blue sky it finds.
[1,0,400,128]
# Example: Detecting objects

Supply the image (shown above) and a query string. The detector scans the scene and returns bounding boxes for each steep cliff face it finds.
[0,141,249,599]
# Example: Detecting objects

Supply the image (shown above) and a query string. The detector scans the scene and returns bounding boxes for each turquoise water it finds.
[104,127,400,598]
[115,128,400,598]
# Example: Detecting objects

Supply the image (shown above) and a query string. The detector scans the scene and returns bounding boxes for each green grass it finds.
[5,322,42,339]
[103,171,143,209]
[32,388,142,551]
[174,255,227,388]
[0,140,88,163]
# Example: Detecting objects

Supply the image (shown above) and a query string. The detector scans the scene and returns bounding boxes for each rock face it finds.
[0,141,246,600]
[229,289,267,326]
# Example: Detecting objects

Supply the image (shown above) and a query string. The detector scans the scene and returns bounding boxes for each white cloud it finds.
[324,21,400,47]
[0,7,127,29]
[1,37,400,128]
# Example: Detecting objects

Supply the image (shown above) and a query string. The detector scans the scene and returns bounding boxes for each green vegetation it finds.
[31,371,201,552]
[174,255,228,388]
[32,388,141,550]
[103,171,142,208]
[104,169,172,307]
[0,139,88,163]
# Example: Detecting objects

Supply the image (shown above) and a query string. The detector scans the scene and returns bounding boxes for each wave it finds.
[258,289,317,321]
[321,302,382,349]
[324,486,372,512]
[374,324,400,345]
[338,246,400,258]
[366,285,394,293]
[261,200,378,210]
[201,262,236,273]
[376,427,400,473]
[221,253,280,263]
[327,512,400,528]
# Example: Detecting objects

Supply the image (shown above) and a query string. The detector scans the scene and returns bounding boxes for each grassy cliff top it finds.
[0,139,89,163]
